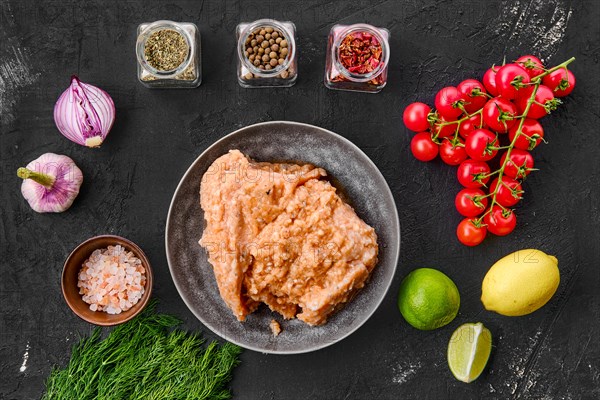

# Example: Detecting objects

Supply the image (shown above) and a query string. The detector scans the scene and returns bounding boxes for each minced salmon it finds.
[199,150,378,326]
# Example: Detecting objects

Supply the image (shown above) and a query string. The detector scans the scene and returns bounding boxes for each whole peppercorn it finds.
[241,25,293,80]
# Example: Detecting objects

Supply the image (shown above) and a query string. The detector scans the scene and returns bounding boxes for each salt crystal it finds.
[77,245,146,314]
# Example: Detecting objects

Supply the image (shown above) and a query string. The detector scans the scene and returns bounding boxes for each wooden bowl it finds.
[61,235,153,326]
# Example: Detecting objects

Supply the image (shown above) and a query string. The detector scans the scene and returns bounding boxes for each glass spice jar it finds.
[324,23,390,93]
[136,20,201,89]
[236,19,297,88]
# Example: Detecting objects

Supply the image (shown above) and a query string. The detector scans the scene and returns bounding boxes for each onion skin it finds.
[17,153,83,213]
[54,75,115,148]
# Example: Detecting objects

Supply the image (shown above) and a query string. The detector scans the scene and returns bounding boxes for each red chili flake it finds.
[336,31,384,85]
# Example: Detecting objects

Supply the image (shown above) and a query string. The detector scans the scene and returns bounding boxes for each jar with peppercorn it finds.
[136,20,201,88]
[324,24,390,93]
[236,19,297,88]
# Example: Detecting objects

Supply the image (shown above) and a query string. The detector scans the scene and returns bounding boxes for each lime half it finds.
[447,322,492,383]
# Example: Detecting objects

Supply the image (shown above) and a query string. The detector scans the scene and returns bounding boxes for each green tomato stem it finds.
[17,167,55,188]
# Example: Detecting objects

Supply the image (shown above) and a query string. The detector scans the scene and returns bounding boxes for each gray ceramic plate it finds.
[165,121,400,354]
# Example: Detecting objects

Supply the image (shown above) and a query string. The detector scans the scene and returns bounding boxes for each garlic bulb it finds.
[54,75,115,147]
[17,153,83,213]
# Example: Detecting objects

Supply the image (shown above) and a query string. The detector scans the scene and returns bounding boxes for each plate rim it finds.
[165,120,400,354]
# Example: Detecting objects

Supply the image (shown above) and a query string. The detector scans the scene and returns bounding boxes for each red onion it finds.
[54,75,115,147]
[17,153,83,213]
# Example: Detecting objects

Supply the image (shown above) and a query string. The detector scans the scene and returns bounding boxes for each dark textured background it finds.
[1,0,599,399]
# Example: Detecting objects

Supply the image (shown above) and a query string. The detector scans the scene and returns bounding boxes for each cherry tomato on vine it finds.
[458,114,485,139]
[490,176,523,207]
[403,102,432,132]
[433,115,458,138]
[515,55,545,79]
[440,138,468,166]
[515,85,557,119]
[500,149,534,179]
[456,218,487,246]
[457,159,491,188]
[455,188,488,217]
[483,66,500,97]
[465,129,498,161]
[484,206,517,236]
[457,79,488,113]
[411,132,438,162]
[508,118,544,150]
[435,87,465,120]
[542,68,576,97]
[482,97,518,133]
[495,63,531,100]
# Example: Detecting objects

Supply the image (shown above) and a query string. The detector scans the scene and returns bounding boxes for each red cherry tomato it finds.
[482,98,518,133]
[465,129,498,161]
[482,66,500,97]
[490,176,523,207]
[439,138,468,166]
[500,149,534,179]
[457,159,491,188]
[411,132,438,162]
[495,63,531,100]
[403,102,432,132]
[515,85,556,119]
[484,206,517,236]
[433,116,458,138]
[542,68,576,97]
[515,55,545,79]
[457,218,487,246]
[508,118,544,150]
[458,114,485,140]
[435,87,465,120]
[457,79,488,113]
[455,188,488,217]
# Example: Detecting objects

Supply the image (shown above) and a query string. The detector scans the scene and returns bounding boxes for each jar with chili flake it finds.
[324,24,390,93]
[136,20,201,89]
[236,19,297,88]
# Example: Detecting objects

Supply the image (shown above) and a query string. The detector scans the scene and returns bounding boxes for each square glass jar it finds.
[236,19,297,88]
[324,24,390,93]
[136,20,202,89]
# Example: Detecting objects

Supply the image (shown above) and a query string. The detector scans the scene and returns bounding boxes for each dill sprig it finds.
[42,300,242,400]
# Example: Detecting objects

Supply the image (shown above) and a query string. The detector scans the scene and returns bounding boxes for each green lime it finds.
[447,322,492,383]
[397,268,460,330]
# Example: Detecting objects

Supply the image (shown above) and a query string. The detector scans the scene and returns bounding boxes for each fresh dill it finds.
[43,301,242,400]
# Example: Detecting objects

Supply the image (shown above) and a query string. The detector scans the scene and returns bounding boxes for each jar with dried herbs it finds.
[324,24,390,93]
[136,20,201,88]
[236,19,297,88]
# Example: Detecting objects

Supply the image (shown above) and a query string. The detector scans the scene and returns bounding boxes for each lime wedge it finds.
[447,322,492,383]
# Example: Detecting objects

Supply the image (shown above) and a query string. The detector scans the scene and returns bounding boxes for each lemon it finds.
[397,268,460,330]
[447,322,492,383]
[481,249,559,316]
